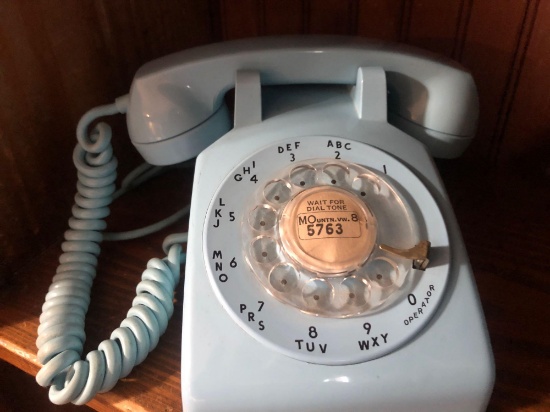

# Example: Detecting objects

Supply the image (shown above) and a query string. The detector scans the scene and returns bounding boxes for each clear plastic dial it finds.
[243,160,420,318]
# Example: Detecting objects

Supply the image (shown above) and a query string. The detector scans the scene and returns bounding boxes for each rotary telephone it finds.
[36,37,494,411]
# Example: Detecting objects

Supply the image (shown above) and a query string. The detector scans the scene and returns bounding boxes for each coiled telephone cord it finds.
[36,96,185,405]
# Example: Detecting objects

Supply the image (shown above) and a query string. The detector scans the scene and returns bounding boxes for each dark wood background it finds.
[0,1,548,411]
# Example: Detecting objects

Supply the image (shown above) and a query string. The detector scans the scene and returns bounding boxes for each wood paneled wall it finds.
[0,1,215,281]
[1,0,548,278]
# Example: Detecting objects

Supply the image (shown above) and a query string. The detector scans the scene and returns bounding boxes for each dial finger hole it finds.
[364,257,398,288]
[341,276,369,307]
[351,174,381,198]
[321,163,349,187]
[331,275,369,311]
[251,236,279,263]
[290,165,316,188]
[249,205,277,231]
[264,179,291,204]
[302,278,332,309]
[269,264,299,292]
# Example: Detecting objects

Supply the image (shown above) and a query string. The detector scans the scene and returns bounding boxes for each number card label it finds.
[297,212,361,240]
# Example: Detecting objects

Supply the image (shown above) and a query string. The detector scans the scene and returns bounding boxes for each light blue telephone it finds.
[36,37,494,411]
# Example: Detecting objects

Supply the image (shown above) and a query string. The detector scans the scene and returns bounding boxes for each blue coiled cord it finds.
[35,97,185,405]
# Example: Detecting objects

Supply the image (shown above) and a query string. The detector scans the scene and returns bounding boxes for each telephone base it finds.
[181,85,493,411]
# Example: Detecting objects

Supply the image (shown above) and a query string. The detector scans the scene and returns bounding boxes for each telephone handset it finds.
[36,37,494,410]
[126,36,478,164]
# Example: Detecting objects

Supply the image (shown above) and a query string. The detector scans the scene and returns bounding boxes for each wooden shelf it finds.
[1,160,548,411]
